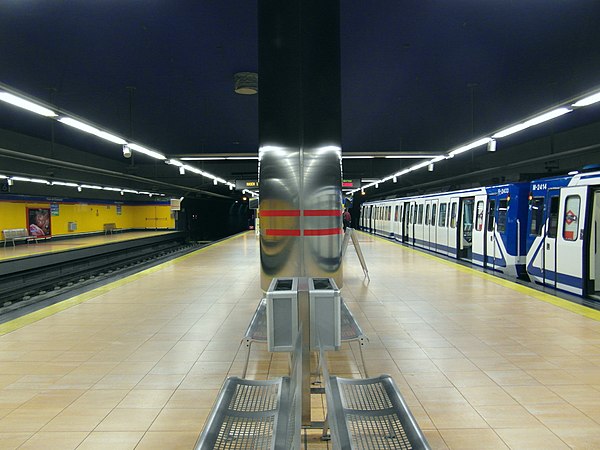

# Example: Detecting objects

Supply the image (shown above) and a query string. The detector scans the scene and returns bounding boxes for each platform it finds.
[0,230,179,263]
[1,231,600,448]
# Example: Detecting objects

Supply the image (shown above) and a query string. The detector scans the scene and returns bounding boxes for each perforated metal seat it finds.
[194,377,292,450]
[328,376,430,450]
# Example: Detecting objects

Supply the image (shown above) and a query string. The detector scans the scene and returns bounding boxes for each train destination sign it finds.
[236,180,259,190]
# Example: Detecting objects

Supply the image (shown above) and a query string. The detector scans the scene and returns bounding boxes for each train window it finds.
[487,199,496,232]
[417,204,424,224]
[410,205,414,224]
[394,206,399,222]
[425,204,430,225]
[497,200,508,233]
[388,206,391,220]
[563,195,581,241]
[529,197,545,236]
[476,201,484,231]
[397,205,402,222]
[450,203,457,228]
[547,196,560,238]
[431,203,437,226]
[439,203,447,227]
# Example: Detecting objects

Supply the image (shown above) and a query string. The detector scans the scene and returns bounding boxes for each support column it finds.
[258,0,343,291]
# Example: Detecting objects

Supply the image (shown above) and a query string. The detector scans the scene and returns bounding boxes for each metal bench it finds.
[2,228,37,247]
[103,223,118,234]
[195,328,302,450]
[242,297,369,378]
[194,378,292,450]
[320,347,431,450]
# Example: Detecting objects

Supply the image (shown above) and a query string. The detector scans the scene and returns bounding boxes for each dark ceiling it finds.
[1,1,600,201]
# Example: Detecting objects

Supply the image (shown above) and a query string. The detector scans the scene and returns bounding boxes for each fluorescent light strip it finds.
[52,181,78,187]
[492,107,572,139]
[572,92,600,107]
[126,144,166,160]
[448,137,492,157]
[59,117,127,145]
[0,92,57,117]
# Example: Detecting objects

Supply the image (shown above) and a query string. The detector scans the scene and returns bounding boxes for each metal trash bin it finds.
[309,277,341,351]
[266,277,298,352]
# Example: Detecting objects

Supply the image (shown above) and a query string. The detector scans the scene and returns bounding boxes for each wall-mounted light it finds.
[122,144,132,158]
[428,164,434,172]
[487,139,497,152]
[393,176,397,183]
[7,178,13,186]
[213,179,218,185]
[179,166,185,175]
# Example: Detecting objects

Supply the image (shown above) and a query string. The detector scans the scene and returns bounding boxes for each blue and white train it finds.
[359,169,600,299]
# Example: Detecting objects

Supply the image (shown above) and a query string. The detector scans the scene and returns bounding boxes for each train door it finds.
[543,191,561,288]
[485,196,498,270]
[448,198,459,257]
[402,201,411,243]
[430,200,438,252]
[459,197,475,260]
[471,195,487,267]
[590,190,600,298]
[424,201,432,249]
[437,201,448,256]
[556,186,588,295]
[395,203,403,242]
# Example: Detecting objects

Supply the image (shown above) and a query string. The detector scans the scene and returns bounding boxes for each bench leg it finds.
[321,414,331,441]
[358,338,369,378]
[242,339,252,378]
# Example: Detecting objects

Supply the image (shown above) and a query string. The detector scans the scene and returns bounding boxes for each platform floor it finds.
[0,230,178,262]
[2,231,600,449]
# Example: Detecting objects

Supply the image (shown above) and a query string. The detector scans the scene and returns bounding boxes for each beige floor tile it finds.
[0,432,33,449]
[503,385,564,406]
[41,407,111,432]
[117,389,174,408]
[149,408,211,432]
[76,431,144,450]
[474,404,545,428]
[19,431,88,449]
[460,386,518,406]
[69,389,129,409]
[135,431,199,450]
[495,427,570,449]
[439,428,509,449]
[96,408,161,431]
[0,407,61,432]
[165,389,220,409]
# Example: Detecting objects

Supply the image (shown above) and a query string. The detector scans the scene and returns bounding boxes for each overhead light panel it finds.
[572,92,600,107]
[127,143,166,160]
[59,117,127,145]
[81,184,103,190]
[0,92,57,117]
[492,107,572,139]
[448,137,492,157]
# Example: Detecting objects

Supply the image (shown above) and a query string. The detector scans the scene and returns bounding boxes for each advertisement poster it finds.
[27,208,51,237]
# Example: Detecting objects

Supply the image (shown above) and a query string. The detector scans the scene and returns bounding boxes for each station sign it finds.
[342,179,361,188]
[236,180,259,190]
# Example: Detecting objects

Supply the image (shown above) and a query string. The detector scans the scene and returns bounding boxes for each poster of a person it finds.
[28,208,51,236]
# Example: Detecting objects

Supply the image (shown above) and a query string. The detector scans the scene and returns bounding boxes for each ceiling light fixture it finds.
[0,92,57,117]
[127,143,166,160]
[572,92,600,107]
[59,117,127,145]
[492,107,572,139]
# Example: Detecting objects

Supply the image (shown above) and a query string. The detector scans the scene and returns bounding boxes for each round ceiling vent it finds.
[234,72,258,95]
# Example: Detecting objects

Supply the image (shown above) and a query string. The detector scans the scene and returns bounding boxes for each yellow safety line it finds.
[362,230,600,322]
[0,232,250,336]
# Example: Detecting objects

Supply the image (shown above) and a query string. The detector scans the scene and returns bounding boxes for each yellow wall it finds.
[0,198,175,236]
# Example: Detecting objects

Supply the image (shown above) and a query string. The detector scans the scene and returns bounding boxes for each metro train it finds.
[359,169,600,299]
